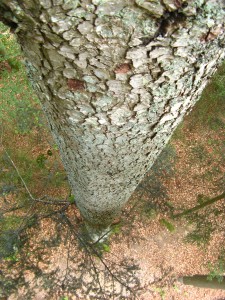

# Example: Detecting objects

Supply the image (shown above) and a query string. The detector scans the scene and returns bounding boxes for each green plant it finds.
[207,258,225,283]
[0,229,21,259]
[102,243,110,252]
[196,194,210,204]
[144,207,157,219]
[173,284,179,292]
[93,241,111,256]
[154,287,166,300]
[160,219,175,232]
[36,154,47,168]
[68,194,75,204]
[0,215,24,259]
[186,61,225,131]
[184,215,214,246]
[5,252,19,262]
[111,223,121,234]
[0,22,44,134]
[172,123,185,141]
[0,23,21,71]
[191,145,208,163]
[141,201,158,220]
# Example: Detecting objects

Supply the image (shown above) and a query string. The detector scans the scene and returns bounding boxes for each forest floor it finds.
[0,23,225,300]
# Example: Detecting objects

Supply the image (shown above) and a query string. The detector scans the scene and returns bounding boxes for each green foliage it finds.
[154,287,166,300]
[207,258,225,283]
[48,170,68,188]
[191,145,208,163]
[0,141,68,261]
[14,102,43,135]
[111,223,121,234]
[0,146,67,197]
[172,61,225,144]
[102,243,110,252]
[0,23,21,69]
[5,252,20,262]
[36,154,47,168]
[173,284,179,292]
[0,67,43,134]
[0,215,22,231]
[184,213,214,246]
[172,192,225,247]
[0,216,22,259]
[172,123,185,141]
[142,202,158,219]
[0,208,29,252]
[160,219,175,232]
[188,61,225,131]
[91,240,111,256]
[0,150,34,186]
[178,192,225,246]
[0,22,44,134]
[196,194,210,204]
[68,194,75,204]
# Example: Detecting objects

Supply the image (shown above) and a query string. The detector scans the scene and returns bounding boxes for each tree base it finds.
[79,222,111,245]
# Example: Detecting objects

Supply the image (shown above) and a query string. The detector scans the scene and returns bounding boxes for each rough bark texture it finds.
[0,0,224,231]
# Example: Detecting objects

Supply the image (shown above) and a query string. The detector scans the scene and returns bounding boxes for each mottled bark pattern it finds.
[1,0,224,228]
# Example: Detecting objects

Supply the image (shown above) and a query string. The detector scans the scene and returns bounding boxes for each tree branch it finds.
[172,192,225,219]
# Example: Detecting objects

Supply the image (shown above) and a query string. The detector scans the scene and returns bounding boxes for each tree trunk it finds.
[179,275,225,290]
[0,0,224,235]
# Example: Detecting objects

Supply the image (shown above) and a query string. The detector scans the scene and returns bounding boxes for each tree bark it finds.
[179,275,225,290]
[0,0,224,235]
